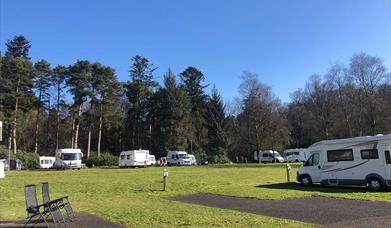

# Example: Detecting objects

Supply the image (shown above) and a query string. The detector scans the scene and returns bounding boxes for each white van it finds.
[39,156,55,169]
[283,148,310,162]
[119,150,149,168]
[297,134,391,191]
[254,150,285,163]
[54,148,83,170]
[167,151,191,166]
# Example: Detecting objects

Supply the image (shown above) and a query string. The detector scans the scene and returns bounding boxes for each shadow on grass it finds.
[256,182,374,194]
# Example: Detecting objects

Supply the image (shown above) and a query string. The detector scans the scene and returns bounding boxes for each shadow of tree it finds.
[255,182,377,194]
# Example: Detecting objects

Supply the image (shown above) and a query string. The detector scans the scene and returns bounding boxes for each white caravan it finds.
[54,149,83,170]
[119,150,150,168]
[283,148,310,162]
[39,156,55,169]
[254,150,285,163]
[188,154,197,165]
[146,154,156,166]
[297,134,391,191]
[167,151,191,166]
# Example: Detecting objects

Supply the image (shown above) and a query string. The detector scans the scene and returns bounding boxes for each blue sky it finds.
[1,0,390,103]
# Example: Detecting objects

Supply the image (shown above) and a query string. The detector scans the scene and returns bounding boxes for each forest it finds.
[0,35,390,163]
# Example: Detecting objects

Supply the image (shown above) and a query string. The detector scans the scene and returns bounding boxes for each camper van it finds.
[166,151,191,166]
[39,156,55,169]
[54,149,83,170]
[283,148,310,162]
[119,150,150,168]
[146,154,156,166]
[297,134,391,191]
[254,150,285,163]
[188,154,197,165]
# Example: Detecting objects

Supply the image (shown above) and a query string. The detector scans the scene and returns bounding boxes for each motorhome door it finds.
[382,144,391,186]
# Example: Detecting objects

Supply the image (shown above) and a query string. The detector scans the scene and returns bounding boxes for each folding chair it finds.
[24,185,63,228]
[42,182,75,221]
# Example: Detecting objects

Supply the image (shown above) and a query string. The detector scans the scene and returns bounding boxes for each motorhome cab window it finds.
[327,149,353,162]
[120,155,125,159]
[385,151,391,164]
[360,149,379,159]
[304,153,319,166]
[61,153,81,160]
[126,155,130,159]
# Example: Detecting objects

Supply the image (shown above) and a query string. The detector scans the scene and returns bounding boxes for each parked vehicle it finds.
[119,150,150,168]
[283,148,310,162]
[167,151,191,166]
[147,154,156,166]
[196,157,208,165]
[188,154,197,165]
[39,156,55,169]
[297,134,391,191]
[54,148,83,170]
[254,150,285,163]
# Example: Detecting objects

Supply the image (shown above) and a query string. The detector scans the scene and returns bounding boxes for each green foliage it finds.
[5,35,31,59]
[0,146,39,169]
[84,152,118,167]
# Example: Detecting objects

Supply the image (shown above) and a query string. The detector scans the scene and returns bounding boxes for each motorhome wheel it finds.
[367,178,383,191]
[300,175,312,187]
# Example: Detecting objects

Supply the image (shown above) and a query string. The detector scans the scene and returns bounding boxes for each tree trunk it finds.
[46,95,51,154]
[34,91,42,154]
[97,101,103,157]
[74,104,82,149]
[55,82,60,151]
[12,80,20,154]
[87,124,91,158]
[71,111,75,148]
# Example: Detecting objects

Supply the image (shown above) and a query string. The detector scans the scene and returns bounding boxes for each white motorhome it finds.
[167,151,191,166]
[283,148,310,162]
[54,149,83,170]
[297,134,391,191]
[39,156,55,169]
[254,150,285,163]
[119,150,150,168]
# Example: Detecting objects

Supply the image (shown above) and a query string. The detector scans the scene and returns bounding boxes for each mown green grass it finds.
[1,164,390,227]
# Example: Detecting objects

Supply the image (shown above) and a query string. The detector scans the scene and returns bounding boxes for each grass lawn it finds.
[1,164,391,227]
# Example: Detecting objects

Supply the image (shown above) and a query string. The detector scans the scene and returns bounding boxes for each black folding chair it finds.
[24,185,63,228]
[42,182,75,221]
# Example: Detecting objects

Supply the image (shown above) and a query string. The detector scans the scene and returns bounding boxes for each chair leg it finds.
[39,213,50,228]
[24,216,33,227]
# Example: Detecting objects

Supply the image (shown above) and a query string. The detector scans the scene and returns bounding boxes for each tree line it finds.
[0,35,390,162]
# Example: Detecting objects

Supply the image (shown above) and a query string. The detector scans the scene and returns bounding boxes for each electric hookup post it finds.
[286,164,291,182]
[163,169,168,191]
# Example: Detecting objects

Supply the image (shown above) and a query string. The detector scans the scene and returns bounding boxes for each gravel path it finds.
[168,194,391,226]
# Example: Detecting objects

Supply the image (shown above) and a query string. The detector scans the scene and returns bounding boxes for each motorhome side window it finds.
[385,151,391,164]
[327,149,353,162]
[126,155,130,159]
[262,154,268,157]
[360,149,378,159]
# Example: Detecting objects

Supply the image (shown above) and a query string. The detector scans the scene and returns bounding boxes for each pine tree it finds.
[52,65,68,151]
[33,59,52,154]
[205,86,229,163]
[179,67,208,155]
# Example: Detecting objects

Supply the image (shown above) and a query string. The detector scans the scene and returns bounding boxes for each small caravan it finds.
[119,150,150,168]
[39,156,55,169]
[283,148,310,162]
[166,151,191,166]
[254,150,285,163]
[54,149,83,170]
[297,134,391,191]
[146,154,156,166]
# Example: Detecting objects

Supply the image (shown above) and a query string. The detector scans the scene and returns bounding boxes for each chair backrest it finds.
[41,182,50,204]
[24,185,38,215]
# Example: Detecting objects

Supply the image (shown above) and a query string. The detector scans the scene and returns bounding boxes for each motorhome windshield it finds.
[178,154,189,159]
[61,153,81,160]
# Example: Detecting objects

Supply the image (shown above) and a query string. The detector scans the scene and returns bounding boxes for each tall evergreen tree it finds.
[179,67,208,154]
[52,65,68,151]
[125,55,157,149]
[205,86,228,162]
[33,59,52,154]
[5,35,31,59]
[151,69,191,157]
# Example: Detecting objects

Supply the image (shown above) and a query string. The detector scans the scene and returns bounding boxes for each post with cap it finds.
[286,164,291,182]
[163,169,168,191]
